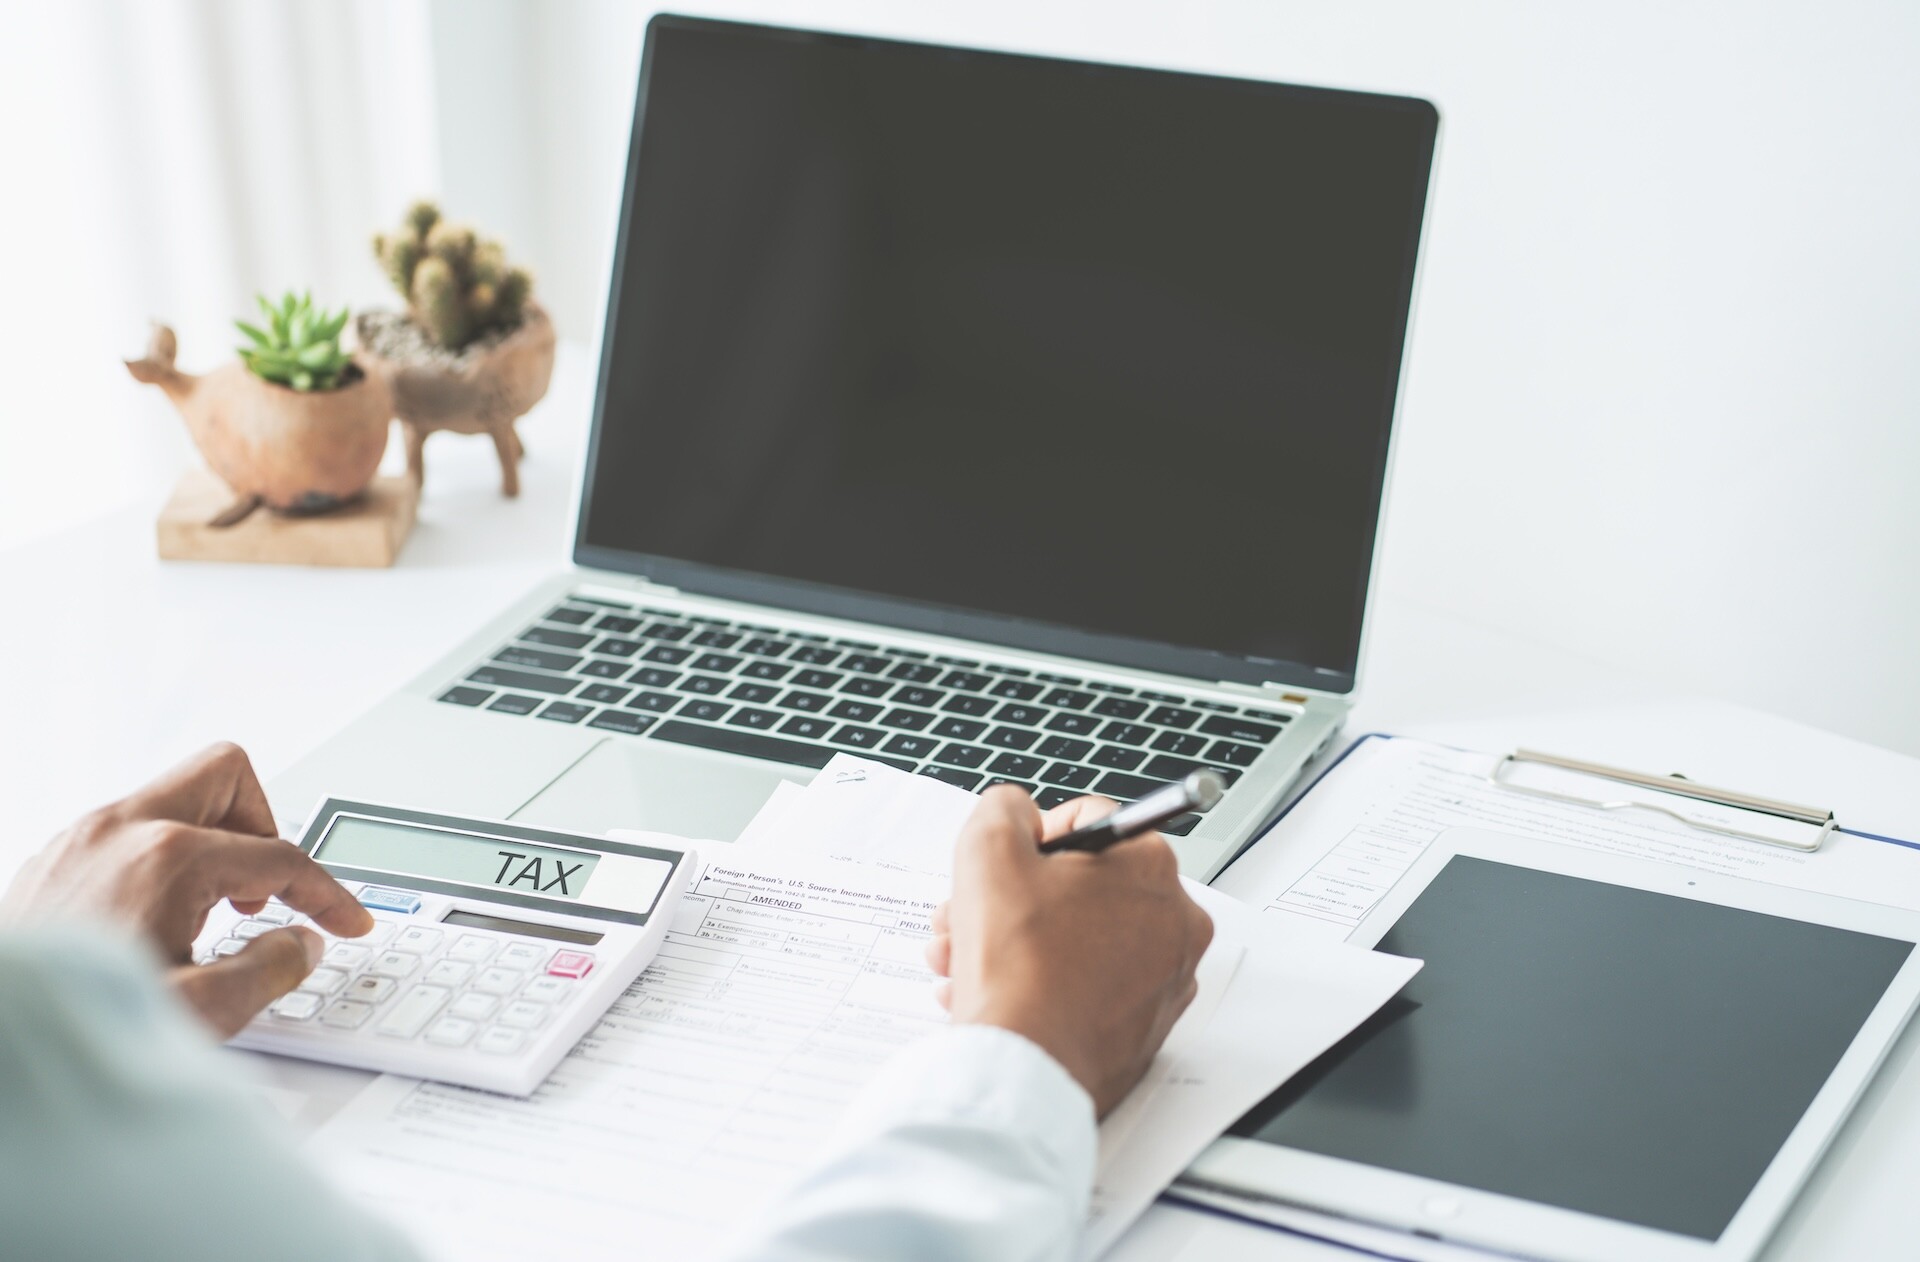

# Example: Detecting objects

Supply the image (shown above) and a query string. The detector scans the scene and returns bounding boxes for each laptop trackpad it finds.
[507,738,807,842]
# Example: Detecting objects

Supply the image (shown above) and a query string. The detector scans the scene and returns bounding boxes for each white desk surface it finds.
[3,351,1916,1261]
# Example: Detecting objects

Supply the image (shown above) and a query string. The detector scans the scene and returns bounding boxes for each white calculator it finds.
[194,798,696,1096]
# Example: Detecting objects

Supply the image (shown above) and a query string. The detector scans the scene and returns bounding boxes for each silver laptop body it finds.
[272,16,1438,880]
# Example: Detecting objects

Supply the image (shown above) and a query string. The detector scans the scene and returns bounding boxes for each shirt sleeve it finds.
[720,1023,1098,1262]
[0,928,421,1262]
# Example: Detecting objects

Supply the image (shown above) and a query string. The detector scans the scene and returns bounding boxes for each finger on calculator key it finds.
[187,833,374,938]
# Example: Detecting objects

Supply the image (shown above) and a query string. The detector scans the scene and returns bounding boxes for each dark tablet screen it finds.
[1228,856,1912,1239]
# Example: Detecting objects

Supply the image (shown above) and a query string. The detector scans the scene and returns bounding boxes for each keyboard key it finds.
[369,951,420,978]
[886,647,931,661]
[829,699,884,722]
[679,699,732,723]
[931,717,987,741]
[790,645,840,665]
[426,1016,478,1047]
[271,991,324,1020]
[889,661,943,683]
[1207,740,1265,767]
[1042,763,1099,790]
[346,976,398,1004]
[592,637,643,657]
[653,721,835,768]
[424,959,473,987]
[936,742,993,769]
[523,977,575,1003]
[578,683,631,704]
[449,935,497,964]
[989,752,1045,779]
[1091,771,1173,800]
[1035,786,1078,810]
[359,886,422,914]
[983,779,1037,794]
[544,606,594,625]
[940,671,991,692]
[210,937,246,957]
[728,707,781,730]
[1086,681,1134,694]
[994,703,1049,726]
[642,645,692,665]
[487,693,540,715]
[942,694,997,717]
[321,999,375,1029]
[467,666,576,695]
[233,918,274,940]
[629,666,681,688]
[679,674,730,695]
[1141,755,1244,788]
[730,682,782,704]
[779,715,836,741]
[893,686,945,709]
[594,614,642,634]
[935,655,982,668]
[842,676,892,697]
[691,652,743,673]
[1146,705,1202,729]
[642,622,692,641]
[589,709,655,735]
[1045,712,1099,735]
[477,1026,527,1055]
[1035,736,1093,761]
[985,727,1039,751]
[254,904,295,925]
[450,992,499,1020]
[626,690,679,713]
[1199,714,1287,744]
[537,702,593,724]
[742,660,793,681]
[393,926,444,953]
[985,664,1032,677]
[499,942,548,970]
[1035,671,1085,684]
[1152,730,1208,756]
[741,637,792,657]
[1040,688,1094,710]
[691,630,741,649]
[883,734,939,760]
[578,660,629,679]
[298,966,347,995]
[779,690,833,712]
[1091,745,1146,771]
[498,1000,550,1030]
[831,725,887,749]
[439,686,493,707]
[842,654,890,674]
[1092,697,1148,720]
[521,627,592,650]
[1099,722,1154,746]
[989,679,1043,701]
[377,985,452,1038]
[881,708,935,732]
[920,765,985,791]
[494,646,582,673]
[792,669,844,690]
[473,967,523,996]
[1161,814,1201,837]
[324,943,371,969]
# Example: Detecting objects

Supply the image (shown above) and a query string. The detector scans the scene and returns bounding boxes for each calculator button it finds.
[346,976,397,1004]
[423,960,473,987]
[233,919,274,940]
[357,886,423,914]
[369,951,419,979]
[213,937,246,957]
[392,926,444,954]
[448,935,498,963]
[547,951,595,980]
[324,943,371,969]
[270,991,323,1020]
[497,1000,549,1030]
[449,991,500,1020]
[426,1016,478,1047]
[473,967,523,996]
[376,985,452,1039]
[497,943,548,971]
[254,905,295,926]
[299,966,347,995]
[476,1026,527,1055]
[521,977,573,1004]
[321,999,375,1029]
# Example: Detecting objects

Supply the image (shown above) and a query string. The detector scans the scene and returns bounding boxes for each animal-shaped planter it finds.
[127,325,392,526]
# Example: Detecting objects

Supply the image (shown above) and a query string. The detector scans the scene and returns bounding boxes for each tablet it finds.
[1181,827,1920,1262]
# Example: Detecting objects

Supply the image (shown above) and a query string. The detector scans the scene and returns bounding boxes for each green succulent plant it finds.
[372,200,533,351]
[236,291,353,392]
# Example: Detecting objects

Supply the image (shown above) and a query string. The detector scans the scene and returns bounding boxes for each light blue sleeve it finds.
[720,1023,1099,1262]
[0,928,421,1262]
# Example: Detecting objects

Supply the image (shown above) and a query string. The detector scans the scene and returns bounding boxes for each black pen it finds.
[1038,770,1227,855]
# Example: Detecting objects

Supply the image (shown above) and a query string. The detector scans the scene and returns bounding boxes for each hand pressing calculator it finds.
[193,798,696,1096]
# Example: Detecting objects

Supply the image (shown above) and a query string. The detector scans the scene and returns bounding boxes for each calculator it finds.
[194,798,696,1095]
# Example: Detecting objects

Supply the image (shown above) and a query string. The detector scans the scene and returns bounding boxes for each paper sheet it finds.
[309,763,1419,1260]
[1214,736,1920,937]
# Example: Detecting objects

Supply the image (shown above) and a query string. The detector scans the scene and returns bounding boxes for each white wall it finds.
[5,1,1917,757]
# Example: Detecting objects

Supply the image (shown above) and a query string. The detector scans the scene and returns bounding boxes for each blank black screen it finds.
[579,17,1437,688]
[1229,857,1913,1240]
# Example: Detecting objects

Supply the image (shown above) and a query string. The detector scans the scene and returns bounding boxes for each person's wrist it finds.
[967,997,1105,1110]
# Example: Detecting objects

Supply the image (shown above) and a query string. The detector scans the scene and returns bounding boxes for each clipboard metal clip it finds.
[1488,749,1839,853]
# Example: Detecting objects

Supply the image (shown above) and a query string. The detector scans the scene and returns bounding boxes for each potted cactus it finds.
[128,292,392,527]
[356,201,555,498]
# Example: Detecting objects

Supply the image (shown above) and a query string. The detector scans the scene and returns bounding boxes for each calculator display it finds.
[315,816,603,900]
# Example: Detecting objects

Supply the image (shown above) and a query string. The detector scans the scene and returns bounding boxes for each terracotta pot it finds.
[354,302,556,498]
[127,325,392,525]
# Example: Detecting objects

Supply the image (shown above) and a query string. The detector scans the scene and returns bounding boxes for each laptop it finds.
[271,15,1439,879]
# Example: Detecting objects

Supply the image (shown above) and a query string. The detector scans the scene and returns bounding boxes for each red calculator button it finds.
[548,951,595,979]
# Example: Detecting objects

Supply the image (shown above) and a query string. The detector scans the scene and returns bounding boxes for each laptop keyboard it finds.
[437,598,1294,836]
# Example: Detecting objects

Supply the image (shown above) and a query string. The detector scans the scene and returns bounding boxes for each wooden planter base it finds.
[157,468,418,567]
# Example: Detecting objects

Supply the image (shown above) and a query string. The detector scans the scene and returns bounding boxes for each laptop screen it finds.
[577,16,1437,692]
